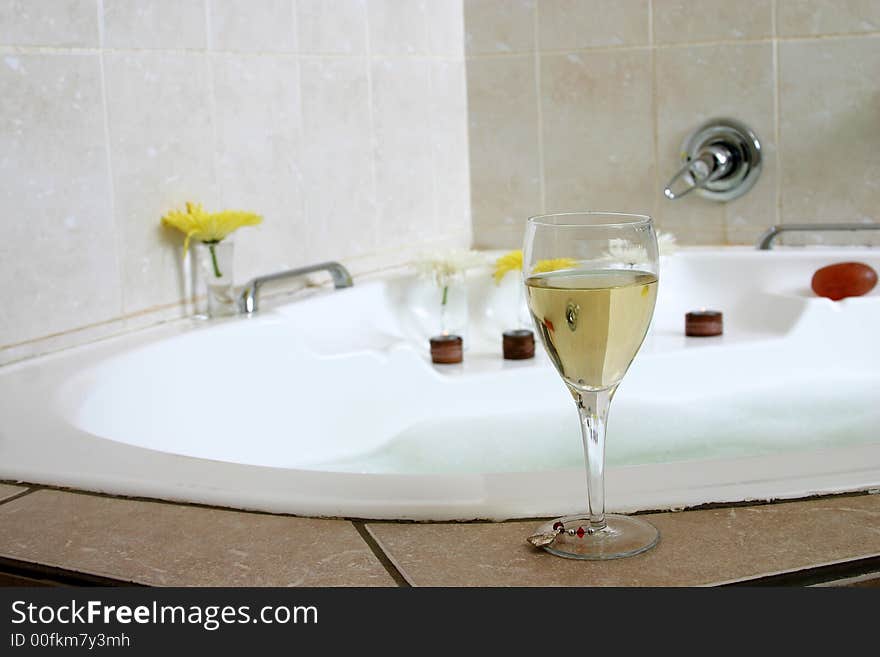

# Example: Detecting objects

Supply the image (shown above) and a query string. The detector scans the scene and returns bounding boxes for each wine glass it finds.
[523,212,659,560]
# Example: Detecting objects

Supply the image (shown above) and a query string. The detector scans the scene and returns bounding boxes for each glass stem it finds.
[440,285,449,334]
[575,387,615,532]
[207,242,222,278]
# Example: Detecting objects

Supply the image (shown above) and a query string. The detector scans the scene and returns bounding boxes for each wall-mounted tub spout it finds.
[756,223,880,250]
[239,261,353,314]
[663,118,762,202]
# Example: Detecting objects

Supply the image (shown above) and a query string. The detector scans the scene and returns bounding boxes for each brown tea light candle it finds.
[685,310,723,337]
[430,334,463,364]
[502,329,535,360]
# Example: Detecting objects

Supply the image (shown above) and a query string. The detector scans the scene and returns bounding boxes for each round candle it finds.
[685,310,723,337]
[502,329,535,360]
[430,334,463,364]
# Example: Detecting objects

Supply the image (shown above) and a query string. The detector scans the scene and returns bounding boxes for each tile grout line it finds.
[463,29,880,58]
[204,0,222,286]
[715,553,880,587]
[420,3,441,242]
[772,0,784,232]
[533,2,546,214]
[425,24,441,242]
[95,0,124,318]
[0,486,40,506]
[363,5,381,254]
[0,555,145,587]
[352,522,412,587]
[0,45,466,61]
[649,0,661,230]
[4,29,880,58]
[718,2,730,245]
[292,1,310,260]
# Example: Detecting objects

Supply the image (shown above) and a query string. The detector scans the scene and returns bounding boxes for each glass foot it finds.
[534,514,659,560]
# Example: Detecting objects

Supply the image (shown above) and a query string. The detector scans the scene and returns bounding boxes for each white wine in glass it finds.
[524,213,659,560]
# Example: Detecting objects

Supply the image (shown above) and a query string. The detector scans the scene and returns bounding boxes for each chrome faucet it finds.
[756,223,880,250]
[238,261,353,314]
[663,118,762,202]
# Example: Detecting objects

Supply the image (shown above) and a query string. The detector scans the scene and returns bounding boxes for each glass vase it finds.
[196,239,236,318]
[436,273,469,345]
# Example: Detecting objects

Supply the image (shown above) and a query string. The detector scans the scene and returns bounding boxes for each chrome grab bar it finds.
[756,223,880,250]
[238,261,353,314]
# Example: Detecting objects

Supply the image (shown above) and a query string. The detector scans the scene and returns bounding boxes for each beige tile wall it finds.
[467,0,880,248]
[0,0,470,361]
[4,0,880,362]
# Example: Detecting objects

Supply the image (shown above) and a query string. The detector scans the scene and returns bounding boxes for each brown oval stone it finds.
[811,262,878,301]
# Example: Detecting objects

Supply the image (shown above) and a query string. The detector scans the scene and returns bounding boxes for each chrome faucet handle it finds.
[663,143,734,200]
[663,118,762,203]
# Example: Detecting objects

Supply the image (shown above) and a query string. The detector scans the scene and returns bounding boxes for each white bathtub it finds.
[1,247,879,520]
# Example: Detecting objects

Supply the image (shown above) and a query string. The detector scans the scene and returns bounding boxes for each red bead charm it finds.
[553,521,564,531]
[576,527,585,538]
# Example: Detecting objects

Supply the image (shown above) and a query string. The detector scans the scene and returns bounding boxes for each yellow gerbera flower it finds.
[493,250,578,283]
[533,257,577,275]
[493,250,523,284]
[161,201,263,255]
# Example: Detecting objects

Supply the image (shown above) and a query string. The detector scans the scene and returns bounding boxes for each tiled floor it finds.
[0,490,394,587]
[367,495,880,586]
[0,485,877,586]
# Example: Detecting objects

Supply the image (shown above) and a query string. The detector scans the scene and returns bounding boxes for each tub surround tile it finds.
[0,484,27,503]
[5,0,880,358]
[426,0,465,57]
[537,0,649,50]
[0,53,121,347]
[464,0,535,54]
[655,42,776,245]
[103,0,208,50]
[539,49,654,218]
[429,59,471,242]
[654,197,726,245]
[652,0,772,44]
[466,55,540,242]
[367,495,880,587]
[0,0,99,47]
[724,156,779,245]
[367,0,428,55]
[211,54,305,284]
[337,234,469,282]
[103,51,216,314]
[296,0,367,55]
[778,37,880,228]
[0,491,395,586]
[0,295,213,366]
[471,222,528,251]
[777,0,880,37]
[371,57,437,247]
[299,56,376,261]
[208,0,296,53]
